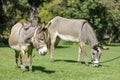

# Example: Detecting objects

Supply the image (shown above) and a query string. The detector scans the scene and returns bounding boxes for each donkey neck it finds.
[22,26,37,43]
[89,38,99,48]
[84,23,99,48]
[87,30,99,48]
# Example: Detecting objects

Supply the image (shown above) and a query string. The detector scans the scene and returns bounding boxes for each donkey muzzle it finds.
[38,46,47,56]
[92,60,100,67]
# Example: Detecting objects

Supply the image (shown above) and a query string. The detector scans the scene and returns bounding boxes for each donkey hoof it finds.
[21,67,27,72]
[51,59,55,62]
[15,65,19,68]
[85,63,89,66]
[29,69,33,72]
[77,61,81,64]
[22,68,27,73]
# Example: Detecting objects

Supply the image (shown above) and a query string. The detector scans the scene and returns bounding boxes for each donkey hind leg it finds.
[77,45,81,64]
[80,43,89,65]
[15,50,20,68]
[20,49,27,72]
[50,35,57,62]
[20,54,22,66]
[82,47,89,65]
[27,46,33,72]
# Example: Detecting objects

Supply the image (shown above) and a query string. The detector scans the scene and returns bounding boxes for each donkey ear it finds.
[100,45,109,50]
[93,45,99,50]
[36,8,39,13]
[37,22,45,31]
[31,7,35,11]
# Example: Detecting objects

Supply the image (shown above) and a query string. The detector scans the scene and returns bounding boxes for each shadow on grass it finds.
[56,45,69,49]
[32,66,55,74]
[0,45,9,47]
[55,59,92,64]
[104,43,120,46]
[16,66,55,73]
[55,59,106,67]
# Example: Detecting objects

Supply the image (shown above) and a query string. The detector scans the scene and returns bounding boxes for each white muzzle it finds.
[38,45,47,56]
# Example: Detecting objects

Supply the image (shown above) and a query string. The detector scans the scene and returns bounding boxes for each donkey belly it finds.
[58,33,79,42]
[10,43,30,51]
[9,33,30,51]
[10,44,20,51]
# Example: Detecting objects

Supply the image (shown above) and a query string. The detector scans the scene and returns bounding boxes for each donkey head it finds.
[91,44,109,67]
[32,23,47,56]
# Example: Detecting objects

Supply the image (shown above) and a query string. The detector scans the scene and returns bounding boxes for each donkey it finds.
[9,22,47,72]
[44,16,108,67]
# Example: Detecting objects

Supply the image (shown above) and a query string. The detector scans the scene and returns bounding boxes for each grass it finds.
[0,42,120,80]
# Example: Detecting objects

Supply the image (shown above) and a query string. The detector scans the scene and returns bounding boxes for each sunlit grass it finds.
[0,43,120,80]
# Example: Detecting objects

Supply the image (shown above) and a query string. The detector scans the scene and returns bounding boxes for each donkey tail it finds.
[44,22,51,29]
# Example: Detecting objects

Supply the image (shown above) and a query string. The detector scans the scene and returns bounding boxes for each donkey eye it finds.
[38,38,42,40]
[92,53,95,55]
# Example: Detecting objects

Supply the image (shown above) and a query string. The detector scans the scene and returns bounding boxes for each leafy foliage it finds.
[0,0,120,43]
[39,0,120,43]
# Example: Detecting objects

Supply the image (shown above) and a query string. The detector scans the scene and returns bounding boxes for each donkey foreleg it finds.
[28,55,32,72]
[28,47,33,72]
[77,46,81,63]
[50,37,56,62]
[50,42,55,62]
[15,50,20,68]
[79,42,88,65]
[20,49,27,72]
[82,47,88,65]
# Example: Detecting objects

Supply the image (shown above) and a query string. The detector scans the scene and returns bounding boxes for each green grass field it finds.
[0,43,120,80]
